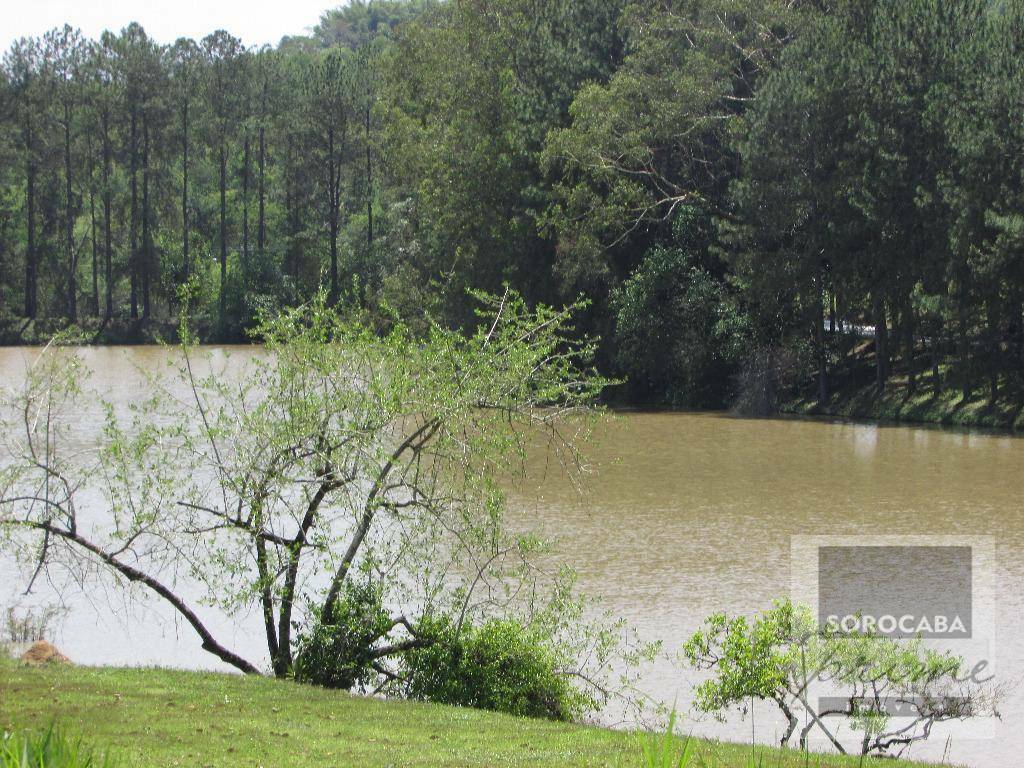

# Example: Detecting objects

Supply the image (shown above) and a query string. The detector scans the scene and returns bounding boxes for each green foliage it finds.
[732,0,1017,401]
[683,602,801,715]
[613,243,747,407]
[683,600,995,756]
[0,726,114,768]
[1,290,646,715]
[379,0,627,325]
[293,575,392,691]
[304,0,441,51]
[541,0,807,294]
[404,616,590,721]
[4,0,1024,412]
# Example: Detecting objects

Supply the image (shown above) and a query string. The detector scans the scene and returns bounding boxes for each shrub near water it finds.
[293,577,393,691]
[296,597,591,722]
[404,617,589,721]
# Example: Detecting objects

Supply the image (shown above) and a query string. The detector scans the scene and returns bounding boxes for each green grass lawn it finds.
[0,660,949,768]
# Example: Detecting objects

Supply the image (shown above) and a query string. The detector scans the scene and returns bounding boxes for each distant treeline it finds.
[1,0,1023,409]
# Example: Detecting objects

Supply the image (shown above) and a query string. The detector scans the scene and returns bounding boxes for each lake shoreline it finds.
[0,317,248,347]
[605,398,1024,438]
[781,382,1024,434]
[5,334,1022,436]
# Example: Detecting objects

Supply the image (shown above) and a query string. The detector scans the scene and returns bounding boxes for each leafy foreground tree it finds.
[0,290,652,719]
[683,600,1002,758]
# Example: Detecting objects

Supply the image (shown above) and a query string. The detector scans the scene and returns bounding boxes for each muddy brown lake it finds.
[1,345,1020,766]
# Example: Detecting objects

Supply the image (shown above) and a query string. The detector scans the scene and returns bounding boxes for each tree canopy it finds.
[2,0,1024,411]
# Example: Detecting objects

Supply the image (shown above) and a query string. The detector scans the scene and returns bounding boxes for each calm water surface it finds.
[1,346,1021,766]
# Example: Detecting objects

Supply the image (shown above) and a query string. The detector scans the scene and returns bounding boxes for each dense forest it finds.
[2,0,1023,412]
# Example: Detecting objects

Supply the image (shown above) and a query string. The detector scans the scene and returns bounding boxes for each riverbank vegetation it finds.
[784,374,1024,432]
[3,1,1024,422]
[0,294,660,719]
[0,661,946,768]
[684,601,1000,758]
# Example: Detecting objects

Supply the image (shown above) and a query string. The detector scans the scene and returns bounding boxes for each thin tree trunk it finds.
[988,302,999,407]
[256,547,282,674]
[931,319,943,393]
[181,100,189,282]
[815,264,828,403]
[286,136,301,284]
[34,522,260,675]
[141,116,151,320]
[129,110,139,320]
[1017,297,1024,387]
[24,118,37,319]
[958,277,971,401]
[275,479,339,675]
[874,294,888,392]
[64,100,76,323]
[328,126,339,303]
[1018,298,1024,375]
[904,299,916,395]
[287,168,299,282]
[285,172,293,279]
[251,508,281,675]
[258,124,266,261]
[219,143,227,335]
[322,420,440,621]
[242,135,250,278]
[102,115,113,320]
[365,98,373,248]
[89,183,98,316]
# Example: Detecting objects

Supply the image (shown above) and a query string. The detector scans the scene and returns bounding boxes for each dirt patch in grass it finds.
[19,641,71,665]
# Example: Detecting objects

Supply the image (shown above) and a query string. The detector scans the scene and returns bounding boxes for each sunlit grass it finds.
[0,661,948,767]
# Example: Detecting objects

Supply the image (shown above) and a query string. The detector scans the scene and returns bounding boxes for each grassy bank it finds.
[783,373,1024,433]
[0,661,946,768]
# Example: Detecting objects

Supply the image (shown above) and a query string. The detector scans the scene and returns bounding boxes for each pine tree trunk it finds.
[242,135,250,278]
[258,125,266,261]
[219,143,228,335]
[181,100,190,282]
[365,100,372,248]
[874,294,888,392]
[141,116,151,320]
[64,100,76,323]
[903,299,916,395]
[958,279,971,402]
[90,184,98,316]
[988,303,999,407]
[102,115,113,320]
[129,110,139,320]
[328,126,339,303]
[815,265,828,403]
[24,118,37,319]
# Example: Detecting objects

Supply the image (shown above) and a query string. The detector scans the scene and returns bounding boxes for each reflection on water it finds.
[1,347,1022,766]
[850,423,879,459]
